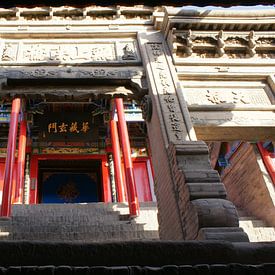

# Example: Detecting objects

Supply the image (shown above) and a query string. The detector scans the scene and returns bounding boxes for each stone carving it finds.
[1,41,140,64]
[194,37,216,45]
[184,85,272,107]
[256,38,275,45]
[2,43,17,61]
[178,30,193,57]
[205,90,250,104]
[225,37,247,45]
[0,67,142,80]
[216,30,225,57]
[122,44,137,60]
[22,43,116,62]
[173,31,275,59]
[141,95,152,122]
[146,42,187,143]
[248,31,257,57]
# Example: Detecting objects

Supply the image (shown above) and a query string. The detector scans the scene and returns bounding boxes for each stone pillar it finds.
[138,31,248,241]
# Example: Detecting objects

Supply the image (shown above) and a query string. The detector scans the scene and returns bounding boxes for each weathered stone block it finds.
[187,182,227,199]
[191,198,239,228]
[184,170,221,183]
[197,227,249,242]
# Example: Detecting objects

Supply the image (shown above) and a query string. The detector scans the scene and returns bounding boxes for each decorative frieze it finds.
[0,67,143,80]
[0,40,140,65]
[171,30,275,59]
[0,6,154,22]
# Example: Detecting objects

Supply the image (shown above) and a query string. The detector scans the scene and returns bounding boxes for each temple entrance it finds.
[38,159,102,203]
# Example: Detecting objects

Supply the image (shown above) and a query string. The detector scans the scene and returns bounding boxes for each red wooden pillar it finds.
[1,97,21,217]
[110,118,126,202]
[115,98,139,216]
[14,115,27,204]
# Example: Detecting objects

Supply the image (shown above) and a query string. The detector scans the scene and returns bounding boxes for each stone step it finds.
[0,202,159,242]
[238,218,275,242]
[243,227,275,242]
[11,230,159,242]
[239,219,266,228]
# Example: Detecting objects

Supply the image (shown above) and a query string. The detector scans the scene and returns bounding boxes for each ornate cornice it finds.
[161,7,275,34]
[170,30,275,60]
[0,6,155,23]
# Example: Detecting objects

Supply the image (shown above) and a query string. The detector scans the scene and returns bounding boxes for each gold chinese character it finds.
[59,122,68,133]
[69,122,79,133]
[48,122,57,133]
[81,122,90,133]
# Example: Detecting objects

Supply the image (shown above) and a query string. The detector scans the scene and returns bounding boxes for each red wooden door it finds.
[0,161,4,204]
[133,161,152,202]
[0,159,17,204]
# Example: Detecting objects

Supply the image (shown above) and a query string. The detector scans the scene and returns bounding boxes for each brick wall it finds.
[146,97,184,240]
[167,144,198,240]
[222,143,275,226]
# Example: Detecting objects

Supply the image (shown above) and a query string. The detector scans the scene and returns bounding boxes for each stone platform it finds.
[0,202,159,241]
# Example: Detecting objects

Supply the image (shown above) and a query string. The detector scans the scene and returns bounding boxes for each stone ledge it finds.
[197,227,249,242]
[0,264,275,274]
[1,241,275,266]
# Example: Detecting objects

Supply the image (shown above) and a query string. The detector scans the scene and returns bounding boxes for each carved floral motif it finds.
[57,180,80,202]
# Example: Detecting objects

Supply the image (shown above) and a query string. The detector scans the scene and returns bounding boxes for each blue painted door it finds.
[41,172,98,203]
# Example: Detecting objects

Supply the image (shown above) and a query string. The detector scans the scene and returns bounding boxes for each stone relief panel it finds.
[182,80,274,108]
[182,79,275,132]
[0,40,140,64]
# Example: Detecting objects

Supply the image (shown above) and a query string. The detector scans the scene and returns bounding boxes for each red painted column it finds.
[1,98,21,217]
[14,116,27,204]
[257,142,275,184]
[115,98,139,216]
[110,118,126,202]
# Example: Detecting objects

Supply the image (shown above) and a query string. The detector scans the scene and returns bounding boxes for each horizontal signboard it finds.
[37,112,96,141]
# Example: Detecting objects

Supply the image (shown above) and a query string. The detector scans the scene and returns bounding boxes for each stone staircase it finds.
[238,209,275,242]
[0,202,159,241]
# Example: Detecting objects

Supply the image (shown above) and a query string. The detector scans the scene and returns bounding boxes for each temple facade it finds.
[0,5,274,242]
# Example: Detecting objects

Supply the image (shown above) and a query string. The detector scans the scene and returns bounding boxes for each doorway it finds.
[38,159,102,203]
